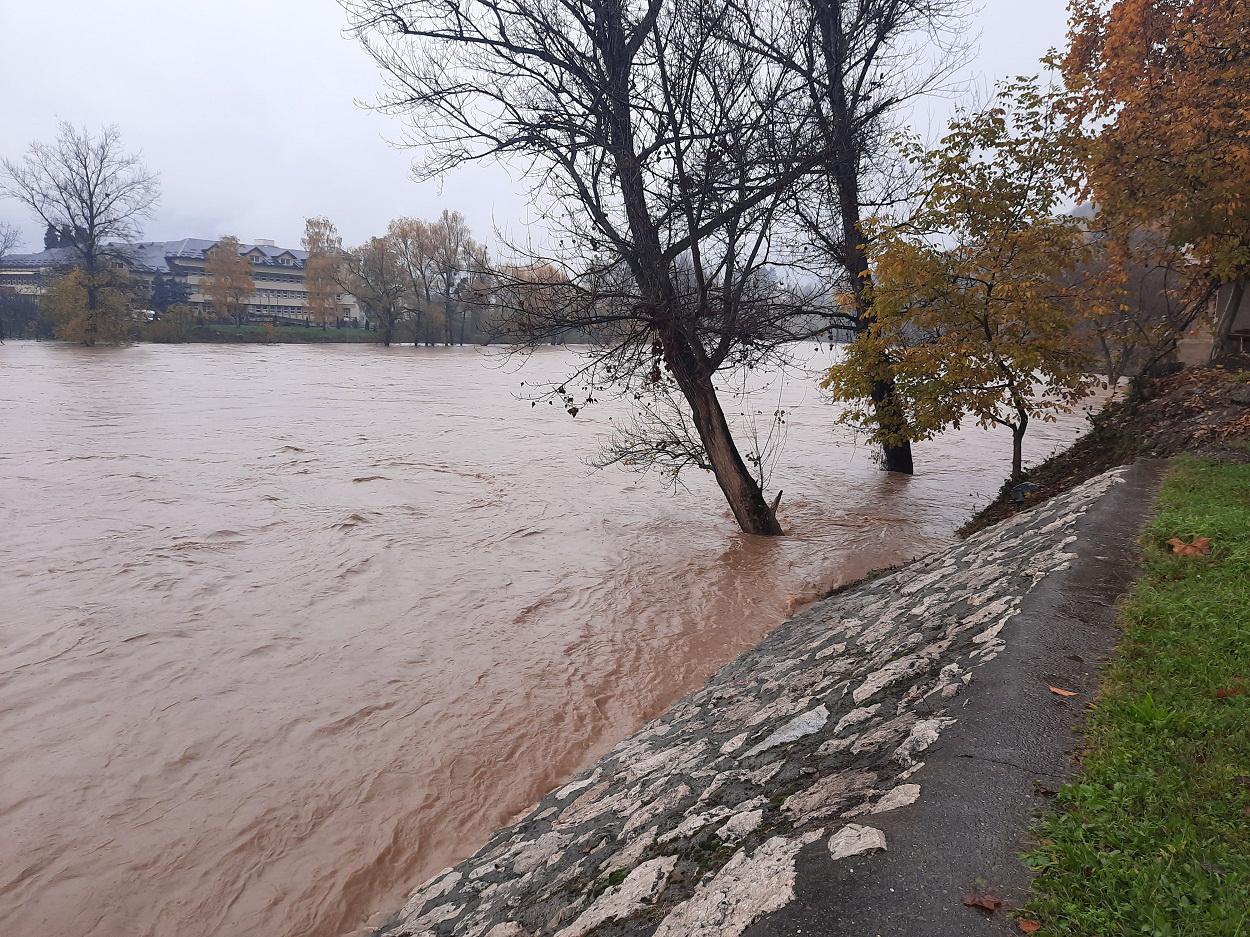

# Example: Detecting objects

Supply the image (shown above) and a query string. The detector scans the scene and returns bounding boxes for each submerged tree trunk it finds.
[663,332,783,536]
[815,0,916,476]
[869,375,916,474]
[601,16,781,536]
[833,165,914,474]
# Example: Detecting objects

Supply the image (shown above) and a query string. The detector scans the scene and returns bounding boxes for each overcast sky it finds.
[0,0,1070,254]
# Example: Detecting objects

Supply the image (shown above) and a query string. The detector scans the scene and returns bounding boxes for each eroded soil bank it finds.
[375,464,1152,937]
[962,367,1250,536]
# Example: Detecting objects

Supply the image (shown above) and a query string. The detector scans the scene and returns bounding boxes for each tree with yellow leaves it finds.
[302,216,343,329]
[40,267,134,344]
[1062,0,1250,355]
[825,81,1097,482]
[203,236,254,326]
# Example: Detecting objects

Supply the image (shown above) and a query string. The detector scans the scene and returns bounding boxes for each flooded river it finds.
[0,342,1097,937]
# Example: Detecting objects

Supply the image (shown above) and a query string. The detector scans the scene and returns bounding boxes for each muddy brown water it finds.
[0,342,1098,937]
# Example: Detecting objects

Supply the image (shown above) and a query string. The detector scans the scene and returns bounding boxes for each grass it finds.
[1023,458,1250,936]
[193,323,378,343]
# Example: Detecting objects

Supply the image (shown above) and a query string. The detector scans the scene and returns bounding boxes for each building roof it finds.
[0,238,310,274]
[0,246,81,269]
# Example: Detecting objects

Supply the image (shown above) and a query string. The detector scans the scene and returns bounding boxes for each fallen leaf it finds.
[1167,536,1212,556]
[1216,686,1245,700]
[962,891,1004,913]
[1018,920,1043,934]
[1046,684,1079,698]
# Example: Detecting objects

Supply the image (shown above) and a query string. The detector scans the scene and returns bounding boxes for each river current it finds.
[0,342,1097,937]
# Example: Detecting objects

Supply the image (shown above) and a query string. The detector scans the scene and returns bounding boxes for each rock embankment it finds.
[378,468,1127,937]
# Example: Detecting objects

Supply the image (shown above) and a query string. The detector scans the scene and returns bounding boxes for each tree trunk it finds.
[412,309,422,347]
[814,0,915,476]
[1214,279,1247,358]
[870,376,915,474]
[595,7,779,535]
[1011,427,1025,483]
[664,333,783,535]
[83,279,99,346]
[835,183,914,474]
[1009,406,1029,483]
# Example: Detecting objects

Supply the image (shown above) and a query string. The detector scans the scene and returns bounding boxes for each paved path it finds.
[376,464,1154,937]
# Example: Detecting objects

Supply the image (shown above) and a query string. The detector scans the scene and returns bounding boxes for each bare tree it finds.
[1,122,159,345]
[343,0,843,534]
[0,223,22,342]
[341,235,409,346]
[429,209,479,345]
[389,216,437,345]
[0,223,18,260]
[731,0,972,473]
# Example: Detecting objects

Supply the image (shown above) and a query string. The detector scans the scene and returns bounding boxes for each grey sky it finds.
[0,0,1069,255]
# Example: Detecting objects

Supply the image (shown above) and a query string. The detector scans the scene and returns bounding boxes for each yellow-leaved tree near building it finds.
[40,267,134,344]
[302,216,343,329]
[825,80,1097,482]
[203,236,254,327]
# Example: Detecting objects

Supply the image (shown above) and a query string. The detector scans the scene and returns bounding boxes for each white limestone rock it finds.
[834,704,880,735]
[555,856,677,937]
[870,783,921,813]
[741,704,829,759]
[652,831,824,937]
[716,808,764,842]
[508,831,569,875]
[852,653,935,704]
[601,828,658,876]
[828,823,887,860]
[658,807,732,844]
[782,769,877,819]
[553,773,599,801]
[893,717,956,766]
[622,783,691,834]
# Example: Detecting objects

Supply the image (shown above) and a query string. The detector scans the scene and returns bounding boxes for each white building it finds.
[0,237,363,326]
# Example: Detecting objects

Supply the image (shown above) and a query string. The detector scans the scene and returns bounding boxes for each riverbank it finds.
[371,464,1148,937]
[961,367,1250,537]
[186,323,378,343]
[1023,457,1250,936]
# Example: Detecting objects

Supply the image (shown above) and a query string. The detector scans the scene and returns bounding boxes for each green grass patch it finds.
[1023,458,1250,936]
